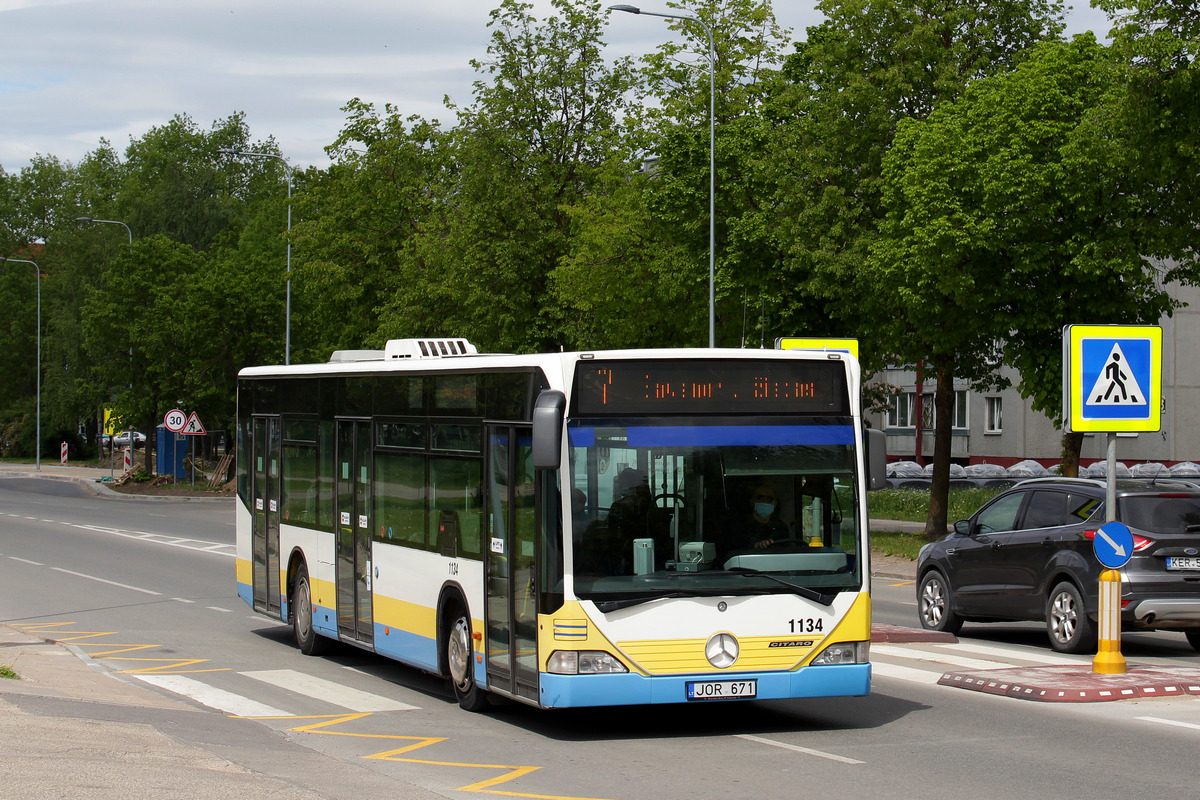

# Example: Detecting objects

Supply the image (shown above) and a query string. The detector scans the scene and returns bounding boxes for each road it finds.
[4,475,1200,799]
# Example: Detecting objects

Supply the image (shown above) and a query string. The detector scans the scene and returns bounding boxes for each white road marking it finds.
[207,606,232,613]
[134,674,290,717]
[242,669,419,712]
[931,641,1085,666]
[873,643,1016,671]
[736,734,864,765]
[50,567,162,595]
[1138,716,1200,731]
[870,661,944,684]
[70,523,236,558]
[9,557,44,566]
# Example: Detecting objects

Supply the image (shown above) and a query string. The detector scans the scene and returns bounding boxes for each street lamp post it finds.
[75,216,135,466]
[608,4,716,348]
[220,148,293,365]
[73,217,132,246]
[1,256,41,470]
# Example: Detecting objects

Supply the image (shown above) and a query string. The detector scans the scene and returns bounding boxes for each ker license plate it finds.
[686,679,757,700]
[1167,556,1200,571]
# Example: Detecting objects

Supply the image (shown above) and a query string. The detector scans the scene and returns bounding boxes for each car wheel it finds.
[292,562,332,656]
[1046,581,1096,654]
[446,609,489,712]
[1186,630,1200,652]
[918,570,963,634]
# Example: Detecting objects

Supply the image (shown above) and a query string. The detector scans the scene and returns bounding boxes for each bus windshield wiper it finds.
[724,568,835,606]
[592,589,743,613]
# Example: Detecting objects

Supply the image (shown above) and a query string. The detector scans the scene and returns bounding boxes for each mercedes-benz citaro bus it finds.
[235,339,886,711]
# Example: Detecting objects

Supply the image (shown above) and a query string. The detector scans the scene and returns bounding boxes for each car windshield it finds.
[567,418,862,603]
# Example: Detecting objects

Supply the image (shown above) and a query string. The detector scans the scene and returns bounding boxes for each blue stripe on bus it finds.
[628,425,853,447]
[538,663,870,708]
[568,425,853,448]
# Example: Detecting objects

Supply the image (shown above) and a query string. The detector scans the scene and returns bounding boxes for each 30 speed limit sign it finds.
[164,408,187,433]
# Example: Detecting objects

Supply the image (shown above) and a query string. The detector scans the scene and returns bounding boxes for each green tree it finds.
[82,236,211,468]
[871,36,1177,532]
[560,0,793,348]
[292,101,454,358]
[765,0,1063,534]
[373,0,638,353]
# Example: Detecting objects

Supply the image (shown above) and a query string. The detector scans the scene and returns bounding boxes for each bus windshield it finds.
[567,418,862,604]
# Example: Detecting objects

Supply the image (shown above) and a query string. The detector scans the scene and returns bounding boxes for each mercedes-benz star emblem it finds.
[705,633,739,669]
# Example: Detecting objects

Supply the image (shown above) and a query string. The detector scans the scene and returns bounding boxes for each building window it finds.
[887,393,914,428]
[986,397,1003,434]
[953,390,968,430]
[892,390,969,431]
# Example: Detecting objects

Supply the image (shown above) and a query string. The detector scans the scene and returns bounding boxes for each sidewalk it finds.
[0,460,229,501]
[0,621,451,799]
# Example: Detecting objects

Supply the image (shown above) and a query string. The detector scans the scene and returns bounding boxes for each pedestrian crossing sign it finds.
[1063,324,1161,432]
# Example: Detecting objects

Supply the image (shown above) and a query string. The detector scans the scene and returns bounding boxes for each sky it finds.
[1,0,1112,174]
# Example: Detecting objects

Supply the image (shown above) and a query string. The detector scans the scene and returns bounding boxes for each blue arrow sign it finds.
[1094,521,1134,569]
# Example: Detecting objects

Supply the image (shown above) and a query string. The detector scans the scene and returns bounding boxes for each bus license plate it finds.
[1167,556,1200,570]
[686,679,757,700]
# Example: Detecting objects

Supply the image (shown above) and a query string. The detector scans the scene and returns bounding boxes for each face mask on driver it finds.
[754,501,775,518]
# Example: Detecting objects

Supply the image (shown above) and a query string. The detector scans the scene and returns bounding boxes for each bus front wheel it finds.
[293,562,332,656]
[446,612,488,711]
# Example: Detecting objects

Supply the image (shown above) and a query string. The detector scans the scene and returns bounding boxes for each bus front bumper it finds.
[536,664,871,708]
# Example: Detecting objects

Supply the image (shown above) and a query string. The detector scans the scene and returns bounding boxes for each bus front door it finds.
[251,416,282,616]
[485,425,539,704]
[336,419,374,645]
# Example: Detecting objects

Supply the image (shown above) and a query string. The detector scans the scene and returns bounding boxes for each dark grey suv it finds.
[916,478,1200,653]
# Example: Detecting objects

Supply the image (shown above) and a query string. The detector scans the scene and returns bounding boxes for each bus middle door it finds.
[251,416,282,616]
[336,419,374,645]
[485,424,539,704]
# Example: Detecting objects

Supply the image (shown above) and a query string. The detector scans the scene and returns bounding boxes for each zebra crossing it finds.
[871,639,1092,686]
[130,667,420,717]
[129,640,1080,716]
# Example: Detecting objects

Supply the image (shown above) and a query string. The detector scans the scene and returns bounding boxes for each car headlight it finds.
[810,641,869,665]
[547,650,629,674]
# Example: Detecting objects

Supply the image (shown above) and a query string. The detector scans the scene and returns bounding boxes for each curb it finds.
[939,664,1200,703]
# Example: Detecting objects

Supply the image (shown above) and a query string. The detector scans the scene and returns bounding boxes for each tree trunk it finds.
[924,358,955,539]
[1059,431,1084,477]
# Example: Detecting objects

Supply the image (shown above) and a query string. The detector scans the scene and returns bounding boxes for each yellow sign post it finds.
[1093,569,1128,674]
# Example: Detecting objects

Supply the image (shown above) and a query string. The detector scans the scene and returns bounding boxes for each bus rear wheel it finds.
[447,612,488,711]
[293,562,332,656]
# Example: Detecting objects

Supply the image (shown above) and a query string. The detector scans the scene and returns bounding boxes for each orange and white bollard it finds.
[1093,568,1127,674]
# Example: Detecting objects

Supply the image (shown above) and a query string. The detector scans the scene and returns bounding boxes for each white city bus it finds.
[235,339,886,710]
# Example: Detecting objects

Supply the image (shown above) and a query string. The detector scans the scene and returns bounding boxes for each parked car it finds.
[105,431,147,450]
[916,477,1200,653]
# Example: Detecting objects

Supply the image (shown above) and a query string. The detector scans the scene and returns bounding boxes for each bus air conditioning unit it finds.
[384,338,479,359]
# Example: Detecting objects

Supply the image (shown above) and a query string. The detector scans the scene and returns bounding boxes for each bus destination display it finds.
[573,360,849,415]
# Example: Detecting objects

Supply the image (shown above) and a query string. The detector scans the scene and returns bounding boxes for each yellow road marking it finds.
[22,625,620,800]
[267,713,621,800]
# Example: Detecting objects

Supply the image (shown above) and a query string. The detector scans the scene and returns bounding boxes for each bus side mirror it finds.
[532,390,566,470]
[865,428,887,491]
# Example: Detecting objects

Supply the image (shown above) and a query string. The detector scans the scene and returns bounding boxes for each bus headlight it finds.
[548,650,629,674]
[810,641,869,665]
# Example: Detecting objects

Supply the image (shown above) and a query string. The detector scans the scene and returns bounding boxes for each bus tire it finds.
[446,609,489,711]
[293,562,332,656]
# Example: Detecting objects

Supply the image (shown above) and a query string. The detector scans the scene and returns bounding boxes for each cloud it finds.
[0,0,1111,172]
